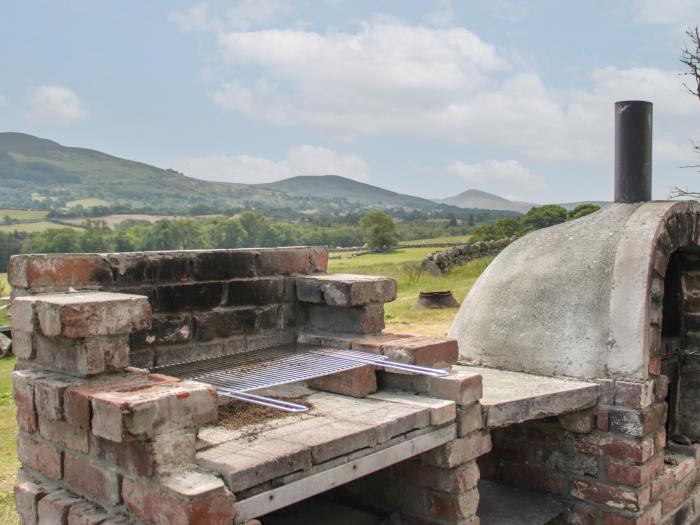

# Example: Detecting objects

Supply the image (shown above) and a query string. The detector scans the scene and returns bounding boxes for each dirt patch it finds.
[217,397,313,430]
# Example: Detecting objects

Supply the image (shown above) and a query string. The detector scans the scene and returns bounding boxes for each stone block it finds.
[63,453,121,507]
[17,432,63,480]
[423,431,492,468]
[9,253,112,290]
[15,481,48,525]
[91,380,217,442]
[37,490,83,525]
[308,365,378,398]
[26,292,151,339]
[122,470,235,525]
[307,304,385,334]
[296,273,396,306]
[39,416,90,453]
[197,437,312,492]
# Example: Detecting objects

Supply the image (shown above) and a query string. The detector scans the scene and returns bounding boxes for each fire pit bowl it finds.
[416,290,460,309]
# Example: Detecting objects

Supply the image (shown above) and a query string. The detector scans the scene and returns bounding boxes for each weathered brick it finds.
[423,431,491,468]
[575,433,655,464]
[607,455,664,487]
[534,449,598,477]
[296,274,396,306]
[11,330,34,360]
[91,380,217,442]
[570,479,650,512]
[350,333,414,353]
[28,292,151,339]
[429,488,479,520]
[37,490,83,525]
[382,337,458,368]
[380,370,482,406]
[308,365,378,397]
[11,299,36,332]
[17,432,63,480]
[122,471,235,525]
[601,502,662,525]
[194,308,256,341]
[12,369,39,432]
[394,460,480,493]
[559,410,595,434]
[615,381,655,409]
[256,247,318,276]
[154,283,223,313]
[108,252,193,285]
[662,483,687,515]
[190,250,257,280]
[39,416,90,453]
[67,500,110,525]
[457,404,484,436]
[501,463,570,495]
[9,253,112,289]
[64,453,121,507]
[307,304,385,334]
[14,481,48,525]
[35,375,82,421]
[606,404,667,437]
[227,278,286,306]
[33,333,131,377]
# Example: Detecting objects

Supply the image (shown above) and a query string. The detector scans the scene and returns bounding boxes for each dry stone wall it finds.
[422,237,516,275]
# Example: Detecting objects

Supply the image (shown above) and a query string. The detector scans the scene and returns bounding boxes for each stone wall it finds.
[422,237,515,275]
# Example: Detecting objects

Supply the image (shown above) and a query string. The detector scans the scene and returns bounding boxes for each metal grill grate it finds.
[151,343,448,413]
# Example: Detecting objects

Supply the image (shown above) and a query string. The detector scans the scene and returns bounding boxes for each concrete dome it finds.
[449,200,700,381]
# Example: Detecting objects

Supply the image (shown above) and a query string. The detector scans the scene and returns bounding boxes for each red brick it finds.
[607,455,664,486]
[570,479,650,512]
[662,484,686,515]
[574,433,655,464]
[308,365,377,397]
[37,490,82,525]
[654,429,666,452]
[615,381,655,409]
[256,248,315,275]
[35,375,79,421]
[12,370,38,432]
[351,333,413,353]
[423,431,492,468]
[597,408,610,432]
[601,502,661,525]
[39,416,90,453]
[9,253,112,289]
[17,432,62,480]
[382,337,458,368]
[121,475,235,525]
[429,489,479,520]
[559,410,595,434]
[651,467,675,501]
[14,481,48,525]
[648,356,661,375]
[67,501,110,525]
[457,404,483,436]
[425,371,483,406]
[309,247,328,272]
[394,460,480,493]
[64,453,121,506]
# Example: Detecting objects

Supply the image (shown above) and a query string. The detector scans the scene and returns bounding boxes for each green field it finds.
[0,357,17,525]
[329,247,490,337]
[0,210,48,222]
[66,198,110,208]
[0,221,83,234]
[399,235,472,246]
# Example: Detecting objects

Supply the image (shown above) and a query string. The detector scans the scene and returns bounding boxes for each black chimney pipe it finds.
[614,100,652,203]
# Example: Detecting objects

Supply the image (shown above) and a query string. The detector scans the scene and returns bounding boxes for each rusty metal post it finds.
[614,100,652,203]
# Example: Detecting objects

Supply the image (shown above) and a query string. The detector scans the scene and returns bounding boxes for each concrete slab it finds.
[453,365,599,428]
[477,480,571,525]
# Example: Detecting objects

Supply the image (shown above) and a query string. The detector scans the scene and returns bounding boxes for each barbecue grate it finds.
[151,343,448,412]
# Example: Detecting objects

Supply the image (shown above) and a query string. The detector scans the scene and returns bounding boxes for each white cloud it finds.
[448,160,545,193]
[633,0,700,26]
[423,0,456,27]
[169,1,292,32]
[25,85,87,124]
[163,145,369,184]
[0,95,8,108]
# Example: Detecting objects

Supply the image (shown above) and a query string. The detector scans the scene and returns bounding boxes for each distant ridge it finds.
[257,175,442,209]
[439,189,536,213]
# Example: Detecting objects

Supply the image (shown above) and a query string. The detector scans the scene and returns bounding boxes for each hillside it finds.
[440,189,536,213]
[257,175,441,209]
[0,133,313,211]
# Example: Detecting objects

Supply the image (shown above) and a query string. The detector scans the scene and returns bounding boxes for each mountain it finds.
[440,189,536,213]
[257,175,441,210]
[0,132,297,210]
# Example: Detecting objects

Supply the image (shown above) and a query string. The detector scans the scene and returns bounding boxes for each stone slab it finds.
[477,480,571,525]
[453,365,599,428]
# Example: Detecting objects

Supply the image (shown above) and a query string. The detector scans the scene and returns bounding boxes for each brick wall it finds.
[478,379,700,525]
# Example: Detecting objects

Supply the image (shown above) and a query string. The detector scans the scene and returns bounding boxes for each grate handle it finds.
[217,389,309,413]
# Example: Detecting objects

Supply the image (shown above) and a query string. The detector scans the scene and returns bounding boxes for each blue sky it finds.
[1,0,700,203]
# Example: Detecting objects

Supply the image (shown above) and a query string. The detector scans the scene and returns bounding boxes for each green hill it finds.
[0,132,295,210]
[257,175,442,210]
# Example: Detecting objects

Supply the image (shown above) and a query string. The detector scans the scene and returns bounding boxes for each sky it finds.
[1,0,700,204]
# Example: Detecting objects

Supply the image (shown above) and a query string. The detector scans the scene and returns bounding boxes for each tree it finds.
[672,26,700,197]
[359,210,398,250]
[567,204,601,220]
[521,205,568,230]
[470,216,524,241]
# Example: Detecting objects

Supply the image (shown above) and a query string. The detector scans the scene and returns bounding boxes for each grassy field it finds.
[0,221,84,234]
[0,357,17,525]
[0,210,48,222]
[329,247,490,336]
[399,235,472,246]
[66,198,110,208]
